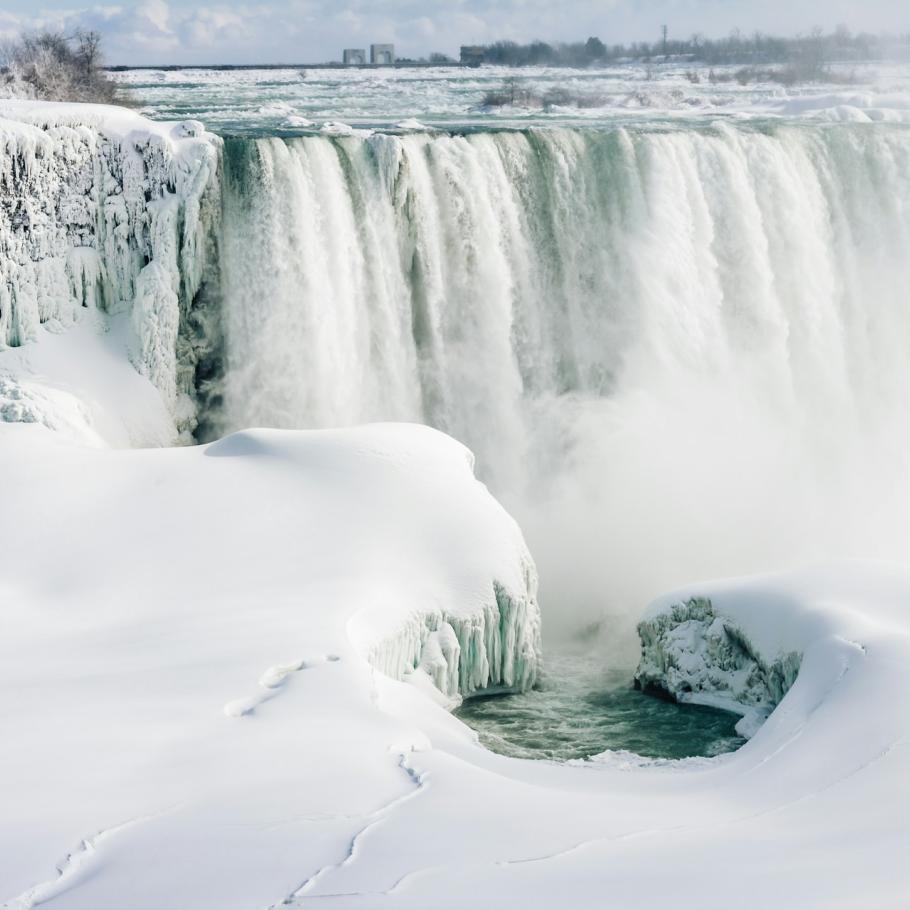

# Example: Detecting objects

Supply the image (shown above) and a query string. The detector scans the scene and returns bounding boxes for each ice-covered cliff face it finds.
[0,102,220,436]
[364,577,541,701]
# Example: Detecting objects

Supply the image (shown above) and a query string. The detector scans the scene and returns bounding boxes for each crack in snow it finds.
[275,817,386,905]
[1,810,168,910]
[264,752,428,907]
[491,821,694,869]
[737,738,905,827]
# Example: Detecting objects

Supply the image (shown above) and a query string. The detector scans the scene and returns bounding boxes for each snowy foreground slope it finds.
[0,419,543,908]
[1,412,908,908]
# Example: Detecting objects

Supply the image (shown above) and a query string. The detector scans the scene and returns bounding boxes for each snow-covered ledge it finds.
[338,433,542,702]
[203,424,542,704]
[0,101,221,435]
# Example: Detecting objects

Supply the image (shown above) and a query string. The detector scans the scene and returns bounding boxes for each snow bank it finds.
[0,101,220,434]
[201,425,541,703]
[2,414,908,907]
[0,418,543,905]
[774,90,910,122]
[0,310,176,447]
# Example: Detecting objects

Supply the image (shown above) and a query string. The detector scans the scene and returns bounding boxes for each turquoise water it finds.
[456,652,745,762]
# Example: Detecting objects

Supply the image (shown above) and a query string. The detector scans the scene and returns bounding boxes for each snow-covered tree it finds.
[0,30,123,104]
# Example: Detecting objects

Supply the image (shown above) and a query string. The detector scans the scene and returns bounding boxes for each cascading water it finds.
[209,122,910,645]
[3,99,909,757]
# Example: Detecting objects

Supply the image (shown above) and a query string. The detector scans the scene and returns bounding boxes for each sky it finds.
[0,0,905,66]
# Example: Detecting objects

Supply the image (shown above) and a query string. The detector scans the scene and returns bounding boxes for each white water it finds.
[114,62,910,133]
[213,122,910,642]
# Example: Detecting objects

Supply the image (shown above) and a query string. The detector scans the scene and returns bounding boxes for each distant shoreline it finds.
[105,56,894,73]
[106,62,473,71]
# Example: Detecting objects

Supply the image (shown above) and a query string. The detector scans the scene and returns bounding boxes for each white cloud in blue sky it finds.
[0,0,904,65]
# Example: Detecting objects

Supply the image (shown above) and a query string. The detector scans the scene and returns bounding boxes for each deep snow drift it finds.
[1,413,908,907]
[0,419,543,908]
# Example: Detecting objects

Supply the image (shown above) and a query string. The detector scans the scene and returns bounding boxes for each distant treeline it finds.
[472,28,910,67]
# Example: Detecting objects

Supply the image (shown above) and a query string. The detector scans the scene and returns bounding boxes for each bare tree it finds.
[0,29,126,104]
[76,29,102,76]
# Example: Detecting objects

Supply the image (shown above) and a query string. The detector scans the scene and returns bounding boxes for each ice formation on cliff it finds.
[367,578,541,700]
[0,102,220,434]
[635,596,801,738]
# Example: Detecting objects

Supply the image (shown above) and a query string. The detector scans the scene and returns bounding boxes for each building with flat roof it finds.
[342,48,366,65]
[370,44,395,65]
[460,46,485,66]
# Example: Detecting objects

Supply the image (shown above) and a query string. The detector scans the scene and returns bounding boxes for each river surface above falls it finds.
[111,61,910,136]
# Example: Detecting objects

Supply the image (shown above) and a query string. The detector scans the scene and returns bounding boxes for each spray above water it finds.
[209,123,910,643]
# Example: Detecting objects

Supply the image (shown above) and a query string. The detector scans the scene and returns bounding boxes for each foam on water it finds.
[456,652,745,761]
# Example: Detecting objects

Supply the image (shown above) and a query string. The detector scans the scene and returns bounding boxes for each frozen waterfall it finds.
[5,113,910,633]
[213,124,910,630]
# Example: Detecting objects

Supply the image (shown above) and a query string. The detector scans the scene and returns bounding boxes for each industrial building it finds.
[370,44,395,64]
[342,48,366,65]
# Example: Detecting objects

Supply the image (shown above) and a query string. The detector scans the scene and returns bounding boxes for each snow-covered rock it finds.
[635,596,801,736]
[0,101,220,434]
[283,114,313,128]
